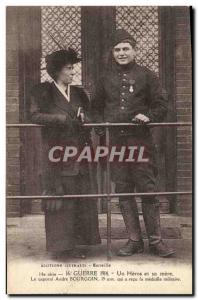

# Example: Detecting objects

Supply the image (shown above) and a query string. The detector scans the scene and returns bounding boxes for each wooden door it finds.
[17,7,42,215]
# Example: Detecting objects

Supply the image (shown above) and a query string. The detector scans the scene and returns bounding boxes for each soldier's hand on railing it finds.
[94,127,105,137]
[132,113,150,124]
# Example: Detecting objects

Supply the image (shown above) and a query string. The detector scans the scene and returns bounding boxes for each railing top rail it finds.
[6,191,192,199]
[6,122,192,128]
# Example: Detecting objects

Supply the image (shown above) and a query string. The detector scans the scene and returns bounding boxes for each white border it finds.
[1,1,196,299]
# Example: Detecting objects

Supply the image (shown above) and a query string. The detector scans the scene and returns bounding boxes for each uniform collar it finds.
[114,60,136,73]
[54,81,71,102]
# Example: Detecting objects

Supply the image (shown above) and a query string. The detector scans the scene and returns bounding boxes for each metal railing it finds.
[7,122,192,260]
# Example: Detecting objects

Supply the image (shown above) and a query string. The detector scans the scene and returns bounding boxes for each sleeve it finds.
[146,71,168,123]
[90,77,106,123]
[29,83,68,126]
[77,87,91,123]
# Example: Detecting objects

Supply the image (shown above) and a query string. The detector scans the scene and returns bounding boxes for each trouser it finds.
[111,135,162,245]
[116,183,162,245]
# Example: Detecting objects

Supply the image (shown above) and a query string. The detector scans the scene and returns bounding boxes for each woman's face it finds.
[56,63,75,85]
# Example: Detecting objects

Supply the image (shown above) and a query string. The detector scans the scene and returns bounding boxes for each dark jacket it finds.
[30,81,91,174]
[91,61,168,136]
[29,81,96,199]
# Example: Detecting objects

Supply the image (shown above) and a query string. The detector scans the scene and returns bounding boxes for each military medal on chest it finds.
[129,79,135,93]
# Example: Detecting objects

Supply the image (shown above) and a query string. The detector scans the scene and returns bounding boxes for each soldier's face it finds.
[113,42,136,65]
[57,64,75,85]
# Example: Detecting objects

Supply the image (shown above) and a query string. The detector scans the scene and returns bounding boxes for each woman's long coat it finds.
[30,82,101,251]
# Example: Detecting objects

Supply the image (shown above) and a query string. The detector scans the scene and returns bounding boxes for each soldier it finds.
[91,29,175,257]
[30,48,101,259]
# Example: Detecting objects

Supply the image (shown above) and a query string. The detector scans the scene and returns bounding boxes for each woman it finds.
[30,48,101,258]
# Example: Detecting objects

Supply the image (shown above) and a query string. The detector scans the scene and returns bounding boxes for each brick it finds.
[177,142,192,149]
[6,177,20,185]
[7,185,20,193]
[177,153,192,160]
[6,75,18,84]
[7,38,18,51]
[7,156,20,162]
[7,97,19,105]
[7,143,20,150]
[177,177,192,183]
[177,126,192,131]
[175,23,190,30]
[7,149,20,158]
[175,7,190,16]
[175,15,189,23]
[7,168,20,176]
[177,115,192,122]
[176,101,192,108]
[176,36,191,43]
[177,183,192,190]
[177,136,192,143]
[7,50,18,66]
[7,69,18,76]
[6,104,19,113]
[7,129,19,137]
[176,108,192,115]
[176,73,192,80]
[177,167,192,172]
[177,134,192,139]
[6,90,19,98]
[176,87,192,94]
[175,56,191,65]
[176,94,192,101]
[176,105,192,111]
[6,203,21,209]
[177,170,192,177]
[176,80,192,88]
[176,66,191,73]
[6,212,21,217]
[6,111,19,123]
[7,83,19,91]
[7,137,20,144]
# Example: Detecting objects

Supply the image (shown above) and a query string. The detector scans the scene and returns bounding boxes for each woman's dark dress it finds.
[30,82,101,252]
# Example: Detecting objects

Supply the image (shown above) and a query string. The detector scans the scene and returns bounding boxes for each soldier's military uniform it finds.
[91,29,175,257]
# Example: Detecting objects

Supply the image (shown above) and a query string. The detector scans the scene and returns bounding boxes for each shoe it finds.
[149,241,176,257]
[117,239,144,256]
[69,248,87,259]
[51,250,70,259]
[52,249,86,259]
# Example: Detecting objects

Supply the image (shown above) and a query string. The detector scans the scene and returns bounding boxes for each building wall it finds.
[6,6,192,217]
[175,7,192,216]
[6,8,21,216]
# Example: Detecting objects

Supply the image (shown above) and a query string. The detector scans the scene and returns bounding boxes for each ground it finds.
[7,213,192,263]
[6,214,192,294]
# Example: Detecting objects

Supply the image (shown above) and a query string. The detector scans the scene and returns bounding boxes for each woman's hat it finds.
[45,48,81,79]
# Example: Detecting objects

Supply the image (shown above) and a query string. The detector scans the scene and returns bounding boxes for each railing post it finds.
[105,123,112,260]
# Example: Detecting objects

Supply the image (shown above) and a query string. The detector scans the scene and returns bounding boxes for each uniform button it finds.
[123,79,127,82]
[121,99,125,102]
[121,106,125,110]
[120,130,124,133]
[123,85,126,88]
[123,73,127,76]
[121,92,125,95]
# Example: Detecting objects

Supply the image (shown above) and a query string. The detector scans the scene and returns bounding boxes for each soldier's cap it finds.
[46,48,81,79]
[112,29,136,48]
